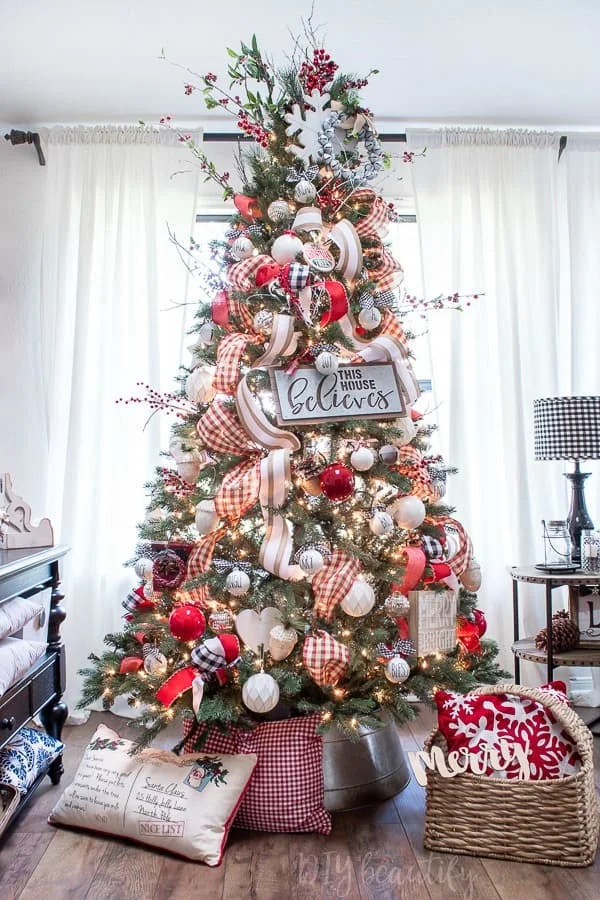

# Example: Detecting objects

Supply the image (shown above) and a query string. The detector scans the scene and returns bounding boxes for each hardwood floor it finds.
[0,708,598,900]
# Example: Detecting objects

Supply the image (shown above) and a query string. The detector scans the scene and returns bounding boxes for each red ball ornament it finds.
[168,605,206,641]
[456,616,482,654]
[318,462,355,502]
[472,608,487,637]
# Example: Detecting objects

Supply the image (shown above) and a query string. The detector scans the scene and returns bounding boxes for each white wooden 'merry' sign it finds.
[408,590,458,656]
[270,362,406,425]
[0,473,54,549]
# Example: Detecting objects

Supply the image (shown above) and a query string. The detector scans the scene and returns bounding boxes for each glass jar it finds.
[581,529,600,573]
[542,520,572,568]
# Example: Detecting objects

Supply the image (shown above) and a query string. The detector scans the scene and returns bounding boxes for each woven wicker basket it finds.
[423,683,599,867]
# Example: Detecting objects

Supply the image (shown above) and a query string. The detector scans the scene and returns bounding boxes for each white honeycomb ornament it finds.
[285,90,332,164]
[242,672,280,714]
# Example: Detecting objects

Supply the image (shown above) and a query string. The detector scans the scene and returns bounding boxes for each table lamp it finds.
[534,396,600,565]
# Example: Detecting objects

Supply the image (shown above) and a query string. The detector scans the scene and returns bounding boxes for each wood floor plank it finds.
[395,713,502,900]
[18,830,109,900]
[152,853,225,900]
[481,859,584,900]
[84,840,164,900]
[339,815,431,900]
[288,819,362,900]
[0,831,53,898]
[222,831,290,900]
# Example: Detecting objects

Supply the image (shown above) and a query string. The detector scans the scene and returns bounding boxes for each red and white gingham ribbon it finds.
[436,516,473,577]
[352,189,391,238]
[311,550,361,621]
[228,254,272,293]
[196,400,257,455]
[303,630,350,687]
[215,457,262,522]
[215,332,260,394]
[185,528,227,607]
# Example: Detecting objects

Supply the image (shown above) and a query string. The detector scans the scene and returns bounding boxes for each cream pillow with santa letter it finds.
[49,724,257,866]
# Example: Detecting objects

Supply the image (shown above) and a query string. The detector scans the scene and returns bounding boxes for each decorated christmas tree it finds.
[80,33,504,746]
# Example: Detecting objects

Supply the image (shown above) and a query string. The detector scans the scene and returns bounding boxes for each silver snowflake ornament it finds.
[285,90,332,164]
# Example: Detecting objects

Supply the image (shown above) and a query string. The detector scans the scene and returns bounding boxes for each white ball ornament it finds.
[341,579,376,617]
[226,569,251,597]
[294,180,317,203]
[385,656,410,684]
[194,499,219,534]
[358,307,382,331]
[460,559,482,592]
[143,646,168,676]
[185,365,216,404]
[391,495,426,529]
[267,200,291,223]
[298,548,325,575]
[350,447,375,472]
[242,672,280,714]
[379,445,400,465]
[253,309,274,333]
[197,322,216,346]
[369,510,394,537]
[314,351,339,376]
[177,457,201,483]
[271,233,303,265]
[269,624,298,661]
[231,236,254,260]
[134,557,153,580]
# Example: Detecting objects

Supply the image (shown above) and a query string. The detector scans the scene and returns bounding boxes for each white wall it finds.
[0,139,48,516]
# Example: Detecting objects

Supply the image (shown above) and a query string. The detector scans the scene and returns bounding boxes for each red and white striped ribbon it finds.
[254,314,298,367]
[236,376,301,452]
[328,218,363,281]
[258,449,304,581]
[436,516,473,577]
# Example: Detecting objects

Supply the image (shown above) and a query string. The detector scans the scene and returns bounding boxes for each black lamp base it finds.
[565,460,594,565]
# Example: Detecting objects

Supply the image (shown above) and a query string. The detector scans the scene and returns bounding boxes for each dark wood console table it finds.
[0,545,69,831]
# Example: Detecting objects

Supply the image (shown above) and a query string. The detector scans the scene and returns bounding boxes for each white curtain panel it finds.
[40,126,200,712]
[406,129,569,680]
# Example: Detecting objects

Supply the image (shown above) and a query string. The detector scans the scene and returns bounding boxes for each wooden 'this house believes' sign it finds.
[270,362,406,426]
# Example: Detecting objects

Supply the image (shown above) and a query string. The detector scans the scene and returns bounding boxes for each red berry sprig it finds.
[159,468,196,498]
[299,49,339,94]
[116,383,194,419]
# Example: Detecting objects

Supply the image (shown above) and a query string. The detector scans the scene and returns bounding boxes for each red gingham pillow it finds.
[183,715,331,834]
[434,681,582,781]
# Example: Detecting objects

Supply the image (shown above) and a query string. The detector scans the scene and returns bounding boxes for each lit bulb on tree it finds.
[358,307,382,331]
[230,236,254,260]
[226,569,251,597]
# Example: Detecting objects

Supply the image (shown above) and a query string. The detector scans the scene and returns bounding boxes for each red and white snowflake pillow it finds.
[434,681,582,780]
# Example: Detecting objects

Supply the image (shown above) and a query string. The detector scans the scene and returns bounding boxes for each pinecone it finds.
[535,610,579,652]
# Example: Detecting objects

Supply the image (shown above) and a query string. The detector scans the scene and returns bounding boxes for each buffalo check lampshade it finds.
[533,397,600,461]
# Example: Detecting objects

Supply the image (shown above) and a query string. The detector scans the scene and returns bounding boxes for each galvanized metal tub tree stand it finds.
[322,711,411,811]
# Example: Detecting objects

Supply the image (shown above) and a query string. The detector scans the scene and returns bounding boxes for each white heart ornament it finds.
[235,607,283,654]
